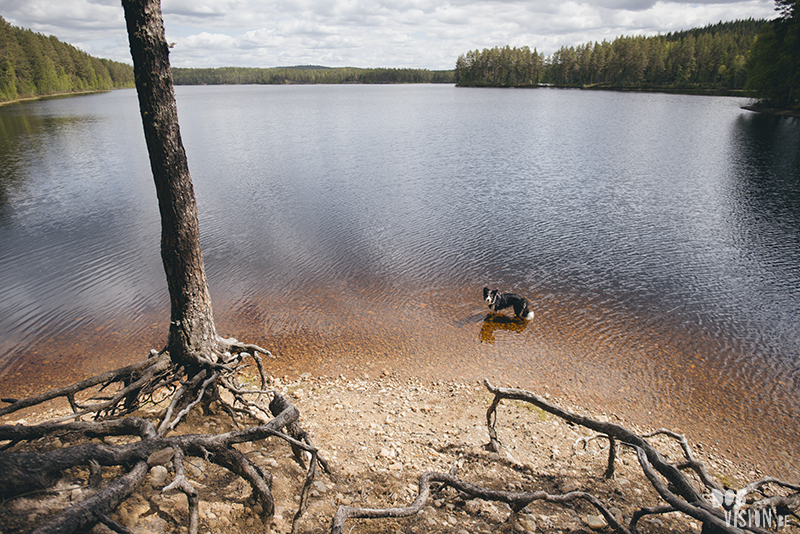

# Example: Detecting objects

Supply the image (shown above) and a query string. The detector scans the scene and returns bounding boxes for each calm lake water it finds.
[0,85,798,475]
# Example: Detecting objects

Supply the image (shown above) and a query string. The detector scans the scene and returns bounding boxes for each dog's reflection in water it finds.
[479,314,528,343]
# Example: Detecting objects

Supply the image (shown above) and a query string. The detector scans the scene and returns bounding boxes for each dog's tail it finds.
[525,310,534,320]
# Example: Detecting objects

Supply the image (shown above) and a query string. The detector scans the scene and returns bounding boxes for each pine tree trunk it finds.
[122,0,218,364]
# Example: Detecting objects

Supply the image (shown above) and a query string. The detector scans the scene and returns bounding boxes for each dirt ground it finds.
[0,372,790,534]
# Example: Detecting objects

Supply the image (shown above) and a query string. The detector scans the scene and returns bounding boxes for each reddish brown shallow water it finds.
[2,281,797,481]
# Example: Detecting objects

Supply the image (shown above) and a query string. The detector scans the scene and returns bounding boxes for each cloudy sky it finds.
[0,0,777,70]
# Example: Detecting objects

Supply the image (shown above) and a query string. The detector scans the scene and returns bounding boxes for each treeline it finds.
[0,16,134,103]
[455,46,543,87]
[745,0,799,110]
[172,65,455,85]
[456,19,766,91]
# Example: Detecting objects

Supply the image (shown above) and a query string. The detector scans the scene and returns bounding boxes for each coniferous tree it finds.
[0,15,133,103]
[746,0,799,109]
[455,20,766,91]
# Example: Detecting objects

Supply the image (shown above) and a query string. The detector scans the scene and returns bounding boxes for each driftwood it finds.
[484,379,799,534]
[330,379,799,534]
[0,345,330,534]
[331,469,632,534]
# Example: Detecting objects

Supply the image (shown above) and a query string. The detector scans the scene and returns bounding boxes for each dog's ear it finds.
[483,287,489,299]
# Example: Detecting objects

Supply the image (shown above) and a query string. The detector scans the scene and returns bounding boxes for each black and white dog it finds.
[483,287,534,320]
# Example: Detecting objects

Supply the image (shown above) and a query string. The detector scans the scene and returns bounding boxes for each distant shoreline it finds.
[2,83,788,113]
[0,89,119,108]
[741,102,800,118]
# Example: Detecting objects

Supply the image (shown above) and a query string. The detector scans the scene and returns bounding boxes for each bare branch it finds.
[634,446,749,534]
[162,447,200,534]
[330,470,632,534]
[643,428,723,493]
[0,384,320,534]
[484,379,705,503]
[159,371,217,434]
[483,379,800,534]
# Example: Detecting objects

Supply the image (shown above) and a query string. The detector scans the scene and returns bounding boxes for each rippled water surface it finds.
[1,85,798,474]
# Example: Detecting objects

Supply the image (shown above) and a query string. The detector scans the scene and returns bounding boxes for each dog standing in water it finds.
[483,287,535,320]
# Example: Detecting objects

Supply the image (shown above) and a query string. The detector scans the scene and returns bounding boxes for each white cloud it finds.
[0,0,778,69]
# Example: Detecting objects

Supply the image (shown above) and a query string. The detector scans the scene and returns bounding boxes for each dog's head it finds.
[483,287,498,305]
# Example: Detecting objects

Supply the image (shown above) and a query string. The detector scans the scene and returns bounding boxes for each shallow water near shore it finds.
[0,85,798,478]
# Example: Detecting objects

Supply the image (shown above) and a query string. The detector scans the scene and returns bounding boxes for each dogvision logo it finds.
[710,489,791,529]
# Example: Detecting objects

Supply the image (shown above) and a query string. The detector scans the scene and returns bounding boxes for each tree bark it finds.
[122,0,218,365]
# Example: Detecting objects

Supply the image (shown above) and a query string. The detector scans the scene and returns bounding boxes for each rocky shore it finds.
[0,373,772,534]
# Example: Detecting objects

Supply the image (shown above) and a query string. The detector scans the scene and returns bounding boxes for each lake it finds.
[0,85,798,476]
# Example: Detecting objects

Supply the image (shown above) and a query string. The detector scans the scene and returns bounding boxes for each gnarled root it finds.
[0,339,329,534]
[483,379,800,534]
[0,392,325,534]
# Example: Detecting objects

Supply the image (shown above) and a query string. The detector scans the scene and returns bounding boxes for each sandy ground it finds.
[3,370,792,534]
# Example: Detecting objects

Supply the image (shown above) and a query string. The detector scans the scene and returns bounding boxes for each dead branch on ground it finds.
[331,469,632,534]
[484,379,800,534]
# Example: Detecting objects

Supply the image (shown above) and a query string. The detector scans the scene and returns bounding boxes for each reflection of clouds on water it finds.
[0,92,163,374]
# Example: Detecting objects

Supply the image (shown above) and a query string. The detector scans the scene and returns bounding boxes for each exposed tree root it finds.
[0,340,330,534]
[0,352,174,423]
[4,361,797,534]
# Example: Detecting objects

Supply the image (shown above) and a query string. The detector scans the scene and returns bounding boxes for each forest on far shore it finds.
[0,16,134,103]
[455,19,765,92]
[456,5,799,112]
[172,65,455,85]
[2,4,797,111]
